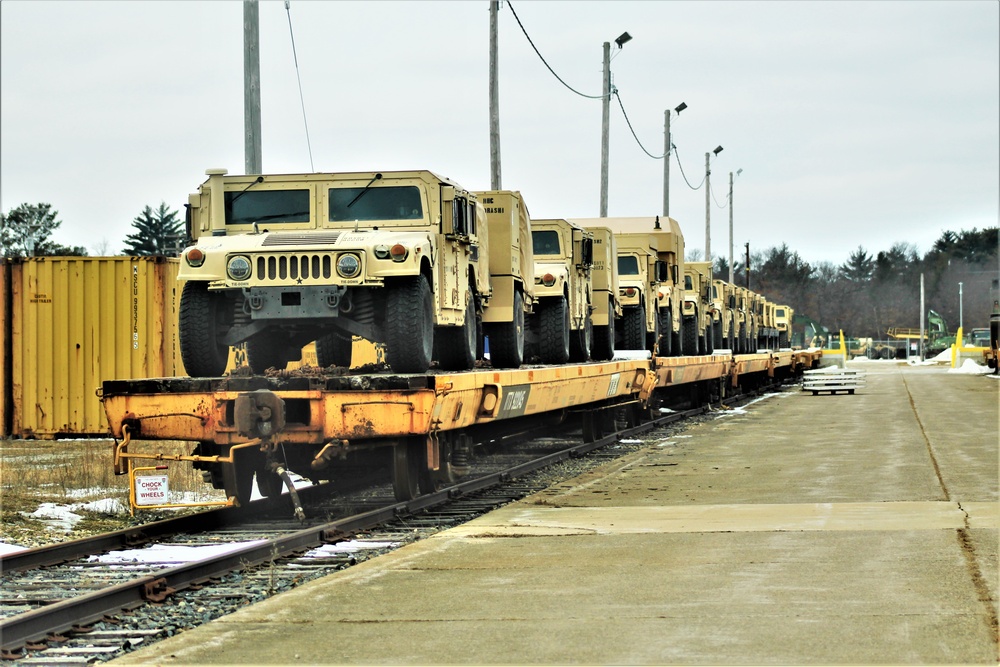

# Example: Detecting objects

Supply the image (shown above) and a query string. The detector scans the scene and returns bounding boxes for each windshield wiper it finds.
[346,173,383,208]
[229,175,265,205]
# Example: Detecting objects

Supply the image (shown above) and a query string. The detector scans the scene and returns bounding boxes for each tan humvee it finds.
[758,298,778,349]
[579,226,620,361]
[682,261,715,354]
[774,304,795,348]
[179,168,512,375]
[573,216,685,356]
[529,219,595,363]
[711,279,736,351]
[732,286,752,353]
[473,190,537,368]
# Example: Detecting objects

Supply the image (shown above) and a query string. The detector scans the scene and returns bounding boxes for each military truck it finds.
[579,226,621,361]
[774,304,794,348]
[732,286,751,353]
[473,190,537,368]
[574,216,684,356]
[711,279,735,351]
[682,261,714,354]
[529,219,594,363]
[757,298,778,350]
[178,169,526,376]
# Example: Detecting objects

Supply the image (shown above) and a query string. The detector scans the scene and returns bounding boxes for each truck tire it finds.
[591,298,616,361]
[713,320,723,351]
[437,294,478,371]
[246,330,288,373]
[385,275,434,373]
[672,316,684,357]
[316,332,353,368]
[488,289,525,368]
[683,315,698,356]
[569,310,592,362]
[621,304,645,350]
[728,317,736,351]
[657,308,672,356]
[738,324,747,354]
[540,297,571,364]
[179,281,230,377]
[778,331,789,349]
[706,322,715,355]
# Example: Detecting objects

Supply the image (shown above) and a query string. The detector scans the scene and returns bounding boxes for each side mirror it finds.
[581,237,594,267]
[654,260,669,283]
[441,185,456,203]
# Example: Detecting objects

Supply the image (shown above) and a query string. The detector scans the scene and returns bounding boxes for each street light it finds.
[601,31,631,217]
[705,145,723,261]
[663,101,687,218]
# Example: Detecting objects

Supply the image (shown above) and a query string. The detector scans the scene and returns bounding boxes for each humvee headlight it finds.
[374,244,391,259]
[185,247,205,268]
[337,253,361,278]
[227,255,252,281]
[389,244,408,262]
[541,273,556,287]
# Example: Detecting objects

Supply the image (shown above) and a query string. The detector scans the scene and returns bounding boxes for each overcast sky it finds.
[2,0,997,265]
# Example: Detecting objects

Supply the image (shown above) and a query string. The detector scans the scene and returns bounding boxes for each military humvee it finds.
[683,261,715,354]
[178,169,525,375]
[711,279,736,351]
[774,304,795,348]
[573,225,620,361]
[529,219,595,363]
[574,216,685,356]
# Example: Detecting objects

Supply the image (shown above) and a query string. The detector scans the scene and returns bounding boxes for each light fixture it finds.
[674,102,687,114]
[737,168,743,176]
[713,145,724,156]
[615,32,632,48]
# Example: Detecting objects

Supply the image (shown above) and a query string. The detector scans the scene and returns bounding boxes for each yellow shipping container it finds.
[8,256,181,438]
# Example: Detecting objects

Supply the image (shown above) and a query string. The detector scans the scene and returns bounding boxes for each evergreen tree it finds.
[0,202,87,256]
[839,246,874,285]
[123,202,184,256]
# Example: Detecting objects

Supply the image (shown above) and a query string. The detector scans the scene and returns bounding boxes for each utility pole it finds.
[959,281,964,335]
[663,110,671,218]
[728,171,734,284]
[704,152,711,261]
[600,41,611,217]
[489,1,501,190]
[919,272,925,360]
[244,0,262,174]
[745,242,750,289]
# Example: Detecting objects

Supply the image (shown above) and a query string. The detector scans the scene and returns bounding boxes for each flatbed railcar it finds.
[101,350,822,507]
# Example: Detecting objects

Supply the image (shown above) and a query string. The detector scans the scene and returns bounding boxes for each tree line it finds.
[2,200,996,337]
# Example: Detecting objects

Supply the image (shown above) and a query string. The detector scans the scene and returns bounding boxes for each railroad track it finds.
[1,386,779,665]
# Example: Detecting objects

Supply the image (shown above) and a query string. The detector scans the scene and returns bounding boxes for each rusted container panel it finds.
[1,260,11,436]
[11,257,181,437]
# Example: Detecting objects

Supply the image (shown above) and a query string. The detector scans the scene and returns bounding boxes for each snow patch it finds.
[948,359,991,375]
[90,540,268,565]
[302,540,400,558]
[0,541,28,556]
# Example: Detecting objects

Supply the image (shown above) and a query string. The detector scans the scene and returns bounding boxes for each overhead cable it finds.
[285,1,315,172]
[506,1,608,100]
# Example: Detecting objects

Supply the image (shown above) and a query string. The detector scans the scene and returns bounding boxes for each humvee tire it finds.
[316,332,353,368]
[385,276,434,373]
[540,297,571,364]
[179,281,229,377]
[437,294,478,371]
[488,290,525,369]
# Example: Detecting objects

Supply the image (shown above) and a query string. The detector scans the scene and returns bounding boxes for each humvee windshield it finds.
[225,189,310,225]
[532,230,561,255]
[617,255,640,275]
[329,186,423,222]
[685,275,693,290]
[776,308,786,316]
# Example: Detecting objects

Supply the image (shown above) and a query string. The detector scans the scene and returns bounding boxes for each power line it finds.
[673,145,706,190]
[506,1,608,100]
[285,1,314,172]
[614,90,665,159]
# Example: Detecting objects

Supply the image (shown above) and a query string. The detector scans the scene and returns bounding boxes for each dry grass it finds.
[0,439,223,548]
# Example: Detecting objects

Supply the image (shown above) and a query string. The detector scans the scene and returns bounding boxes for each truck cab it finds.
[179,168,498,375]
[529,219,595,363]
[774,304,795,348]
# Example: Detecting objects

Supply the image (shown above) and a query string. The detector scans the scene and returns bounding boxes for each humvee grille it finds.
[255,254,334,282]
[262,232,342,246]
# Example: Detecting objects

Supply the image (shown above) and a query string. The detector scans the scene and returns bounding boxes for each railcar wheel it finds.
[179,281,230,377]
[392,440,421,501]
[385,276,434,373]
[569,310,592,362]
[488,290,525,368]
[621,304,645,350]
[256,464,284,498]
[316,331,353,368]
[539,297,571,364]
[437,293,478,371]
[222,447,256,507]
